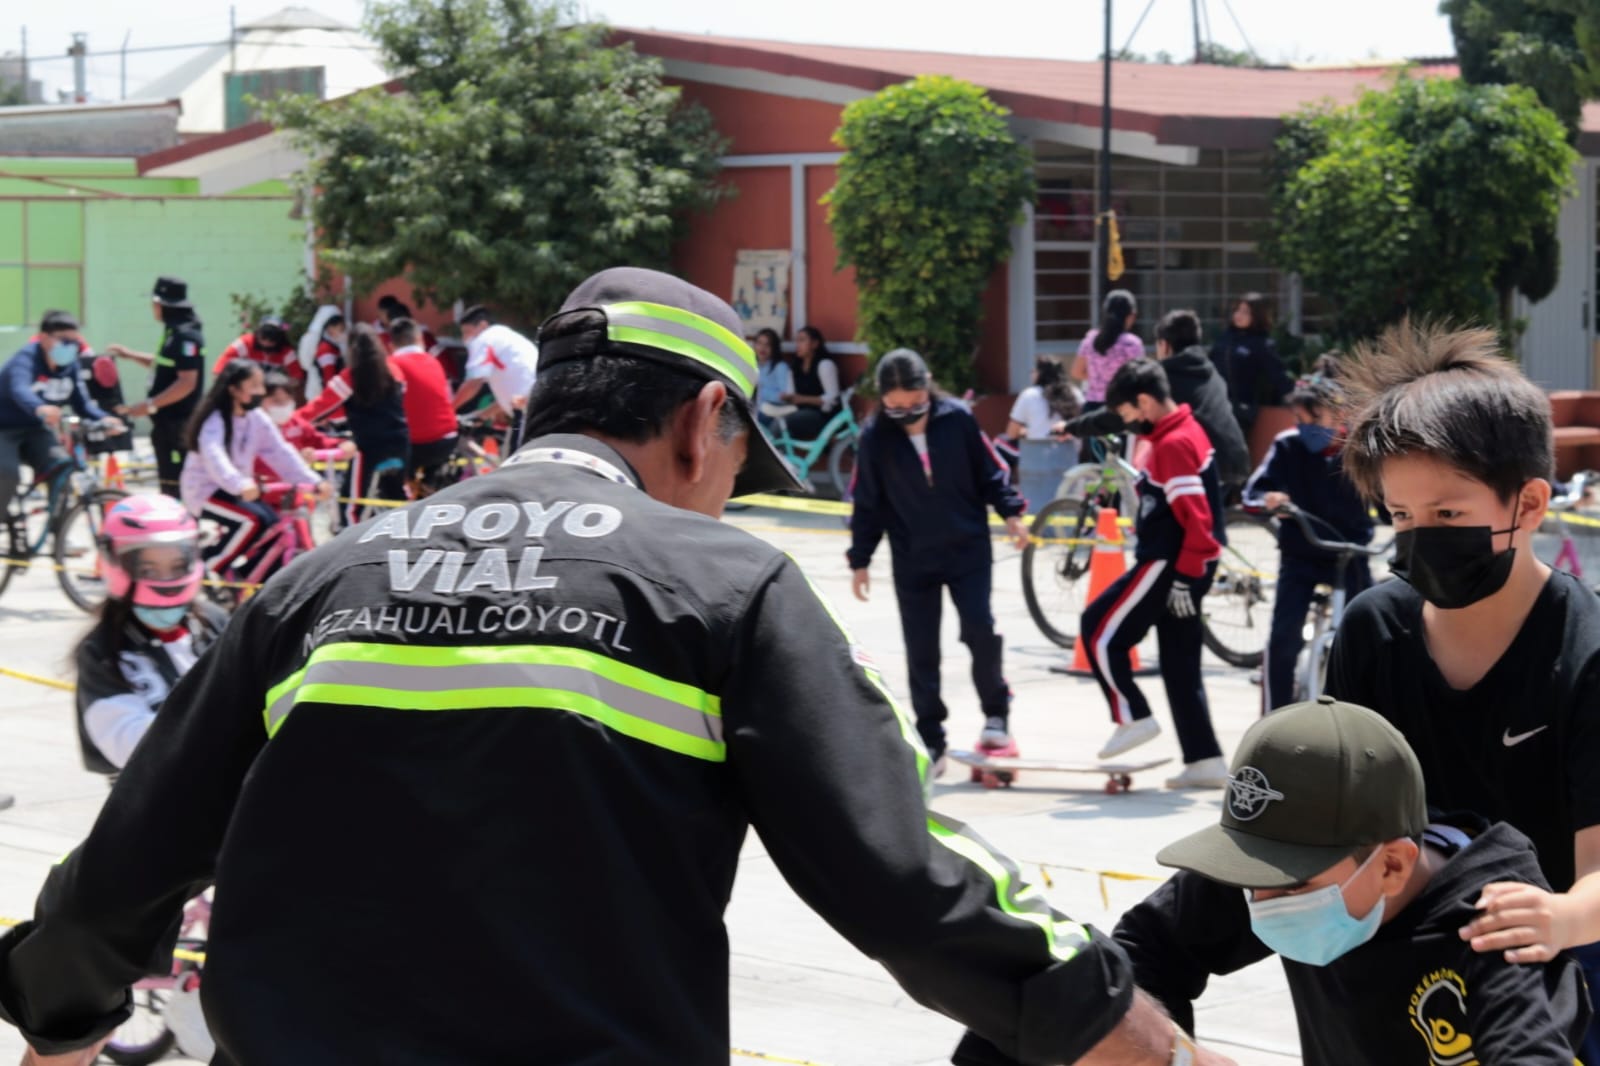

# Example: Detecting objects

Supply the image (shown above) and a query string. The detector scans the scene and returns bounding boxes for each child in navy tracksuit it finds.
[1243,373,1373,710]
[848,349,1030,771]
[1081,358,1228,789]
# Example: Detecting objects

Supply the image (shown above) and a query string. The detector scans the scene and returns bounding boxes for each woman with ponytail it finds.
[1072,289,1144,411]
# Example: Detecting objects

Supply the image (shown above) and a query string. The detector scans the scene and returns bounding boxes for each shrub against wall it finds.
[824,75,1035,391]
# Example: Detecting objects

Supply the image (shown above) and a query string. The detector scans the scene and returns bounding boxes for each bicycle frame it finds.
[766,395,859,480]
[208,484,317,598]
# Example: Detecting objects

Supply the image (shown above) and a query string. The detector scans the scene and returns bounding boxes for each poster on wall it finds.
[731,250,791,336]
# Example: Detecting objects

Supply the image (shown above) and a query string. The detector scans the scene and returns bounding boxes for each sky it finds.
[6,0,1458,103]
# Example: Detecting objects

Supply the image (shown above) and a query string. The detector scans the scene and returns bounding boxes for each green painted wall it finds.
[0,197,305,398]
[0,158,138,178]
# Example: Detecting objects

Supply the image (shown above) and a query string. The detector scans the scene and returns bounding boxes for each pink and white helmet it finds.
[98,494,202,608]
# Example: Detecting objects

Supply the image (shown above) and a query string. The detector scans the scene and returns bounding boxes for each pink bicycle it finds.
[1550,470,1600,591]
[101,896,211,1064]
[199,480,322,611]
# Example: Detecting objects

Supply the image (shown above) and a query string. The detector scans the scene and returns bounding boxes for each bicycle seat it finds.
[760,402,798,419]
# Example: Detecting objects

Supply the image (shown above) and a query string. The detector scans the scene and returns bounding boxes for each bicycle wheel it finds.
[54,488,127,613]
[101,988,176,1066]
[1201,510,1277,668]
[0,509,28,602]
[827,433,858,502]
[1021,495,1106,648]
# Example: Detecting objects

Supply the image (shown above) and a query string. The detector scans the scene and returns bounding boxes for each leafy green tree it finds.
[823,76,1034,390]
[1266,76,1576,341]
[0,80,25,107]
[269,0,726,323]
[1444,0,1586,132]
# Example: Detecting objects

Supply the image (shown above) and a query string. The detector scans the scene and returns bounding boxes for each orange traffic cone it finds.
[104,453,124,490]
[1068,507,1140,676]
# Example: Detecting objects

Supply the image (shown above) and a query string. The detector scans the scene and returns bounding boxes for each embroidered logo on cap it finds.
[1226,766,1285,822]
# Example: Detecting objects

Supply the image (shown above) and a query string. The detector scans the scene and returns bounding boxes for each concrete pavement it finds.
[0,501,1300,1065]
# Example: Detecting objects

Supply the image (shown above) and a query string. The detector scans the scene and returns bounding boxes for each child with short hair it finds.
[1111,699,1591,1065]
[1328,321,1600,1060]
[1080,358,1228,788]
[1242,364,1373,709]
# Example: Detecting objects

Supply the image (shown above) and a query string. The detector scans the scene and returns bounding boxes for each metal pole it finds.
[229,6,237,73]
[69,32,87,104]
[120,31,130,100]
[1099,0,1114,288]
[19,28,27,104]
[1191,0,1203,63]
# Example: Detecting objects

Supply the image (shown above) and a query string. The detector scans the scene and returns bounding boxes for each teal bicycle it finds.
[761,386,861,498]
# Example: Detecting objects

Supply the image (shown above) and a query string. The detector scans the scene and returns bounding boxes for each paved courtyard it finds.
[0,500,1303,1065]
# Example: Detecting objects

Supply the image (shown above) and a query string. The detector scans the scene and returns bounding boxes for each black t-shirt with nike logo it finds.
[1327,570,1600,891]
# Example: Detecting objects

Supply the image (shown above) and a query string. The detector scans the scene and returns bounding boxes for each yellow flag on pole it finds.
[1104,210,1125,281]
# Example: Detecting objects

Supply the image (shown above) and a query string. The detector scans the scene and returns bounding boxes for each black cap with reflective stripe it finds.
[539,267,805,497]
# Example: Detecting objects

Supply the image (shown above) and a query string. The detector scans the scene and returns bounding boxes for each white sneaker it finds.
[1098,717,1160,760]
[1165,756,1230,790]
[979,716,1012,748]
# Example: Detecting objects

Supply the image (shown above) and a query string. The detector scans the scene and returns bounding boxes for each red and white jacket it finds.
[215,333,306,383]
[1132,404,1224,578]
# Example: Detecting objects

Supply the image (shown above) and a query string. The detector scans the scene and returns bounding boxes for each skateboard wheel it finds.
[969,767,984,784]
[1103,779,1119,795]
[981,772,1002,790]
[1118,773,1133,791]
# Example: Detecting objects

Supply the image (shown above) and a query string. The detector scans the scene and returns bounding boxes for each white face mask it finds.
[265,403,295,426]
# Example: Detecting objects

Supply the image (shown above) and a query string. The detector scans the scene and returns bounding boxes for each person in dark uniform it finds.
[1242,369,1373,710]
[1209,292,1293,439]
[106,277,205,497]
[848,349,1030,773]
[0,267,1230,1066]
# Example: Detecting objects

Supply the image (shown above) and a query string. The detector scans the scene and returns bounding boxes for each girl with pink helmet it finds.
[73,493,228,775]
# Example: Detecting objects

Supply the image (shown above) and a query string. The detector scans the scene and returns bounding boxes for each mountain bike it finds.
[0,418,129,612]
[1020,435,1275,666]
[1269,502,1392,701]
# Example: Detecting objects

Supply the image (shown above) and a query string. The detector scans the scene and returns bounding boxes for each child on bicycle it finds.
[1326,322,1600,1062]
[179,360,331,580]
[295,324,410,527]
[261,370,355,471]
[1082,358,1228,789]
[75,494,230,775]
[848,349,1030,776]
[1242,366,1373,710]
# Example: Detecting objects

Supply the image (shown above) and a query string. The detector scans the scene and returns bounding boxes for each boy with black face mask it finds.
[1327,321,1600,1062]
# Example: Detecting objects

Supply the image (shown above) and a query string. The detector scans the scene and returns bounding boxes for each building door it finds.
[1519,160,1594,391]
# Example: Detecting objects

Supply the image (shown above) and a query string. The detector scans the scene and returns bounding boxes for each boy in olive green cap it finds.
[1117,698,1588,1066]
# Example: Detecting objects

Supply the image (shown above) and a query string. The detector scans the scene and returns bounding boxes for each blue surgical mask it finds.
[48,341,81,368]
[1297,423,1335,453]
[1246,849,1387,966]
[133,604,189,630]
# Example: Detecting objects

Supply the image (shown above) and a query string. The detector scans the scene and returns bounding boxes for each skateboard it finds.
[947,750,1173,793]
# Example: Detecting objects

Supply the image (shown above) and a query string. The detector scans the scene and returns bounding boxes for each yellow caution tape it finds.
[737,493,1137,530]
[1028,861,1166,909]
[0,666,74,692]
[731,1049,831,1065]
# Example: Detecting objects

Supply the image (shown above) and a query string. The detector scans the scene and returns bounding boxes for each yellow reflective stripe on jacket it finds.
[929,815,1088,965]
[604,301,759,397]
[262,642,724,761]
[790,560,930,785]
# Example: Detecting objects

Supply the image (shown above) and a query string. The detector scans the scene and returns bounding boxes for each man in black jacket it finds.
[0,268,1232,1066]
[1115,698,1590,1065]
[1055,310,1251,490]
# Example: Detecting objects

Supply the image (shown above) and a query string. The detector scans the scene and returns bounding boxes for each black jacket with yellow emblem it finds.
[0,433,1134,1065]
[1113,817,1591,1066]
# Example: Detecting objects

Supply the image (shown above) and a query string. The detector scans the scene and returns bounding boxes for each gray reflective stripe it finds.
[267,658,724,747]
[607,311,758,394]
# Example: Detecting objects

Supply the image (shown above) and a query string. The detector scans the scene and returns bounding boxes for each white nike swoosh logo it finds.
[1503,725,1550,747]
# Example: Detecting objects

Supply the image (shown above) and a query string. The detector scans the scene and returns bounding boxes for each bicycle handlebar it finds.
[1269,503,1390,557]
